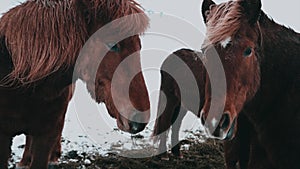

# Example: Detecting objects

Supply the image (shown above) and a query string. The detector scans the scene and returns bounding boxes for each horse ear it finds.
[240,0,262,25]
[201,0,216,23]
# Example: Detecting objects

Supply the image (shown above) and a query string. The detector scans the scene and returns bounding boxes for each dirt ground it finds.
[58,139,225,169]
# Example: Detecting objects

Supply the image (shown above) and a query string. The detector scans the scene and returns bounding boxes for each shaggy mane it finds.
[86,0,149,36]
[0,0,149,84]
[203,0,243,48]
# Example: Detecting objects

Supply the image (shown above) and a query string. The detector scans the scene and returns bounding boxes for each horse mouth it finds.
[117,114,148,134]
[117,120,146,134]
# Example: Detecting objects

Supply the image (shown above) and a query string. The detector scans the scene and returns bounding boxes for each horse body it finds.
[0,0,150,168]
[200,0,300,168]
[153,49,249,165]
[153,49,206,158]
[0,39,73,168]
[242,11,300,169]
[0,87,71,136]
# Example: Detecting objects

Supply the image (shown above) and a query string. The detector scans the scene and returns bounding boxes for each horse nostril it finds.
[129,121,146,134]
[220,113,231,130]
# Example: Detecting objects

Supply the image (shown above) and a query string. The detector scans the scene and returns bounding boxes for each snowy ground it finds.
[11,79,204,163]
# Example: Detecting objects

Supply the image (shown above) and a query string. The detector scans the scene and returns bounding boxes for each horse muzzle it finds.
[117,110,148,134]
[201,111,237,140]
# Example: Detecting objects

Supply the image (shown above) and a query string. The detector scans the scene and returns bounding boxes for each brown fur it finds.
[201,0,300,168]
[203,1,243,48]
[153,49,207,158]
[0,0,150,168]
[0,0,148,85]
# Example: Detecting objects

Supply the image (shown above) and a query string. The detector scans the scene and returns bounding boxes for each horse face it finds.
[200,0,261,140]
[82,35,150,134]
[76,0,150,134]
[98,35,150,134]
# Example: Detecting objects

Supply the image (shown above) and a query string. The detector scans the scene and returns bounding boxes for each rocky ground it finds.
[57,135,225,169]
[9,131,226,169]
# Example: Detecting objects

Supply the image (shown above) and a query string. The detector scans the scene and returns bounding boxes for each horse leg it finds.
[0,134,12,169]
[154,94,171,160]
[16,134,61,169]
[29,117,64,169]
[154,72,181,160]
[157,132,169,160]
[156,94,180,160]
[17,135,33,168]
[29,134,58,169]
[171,107,186,158]
[49,134,62,166]
[30,112,66,169]
[48,87,71,168]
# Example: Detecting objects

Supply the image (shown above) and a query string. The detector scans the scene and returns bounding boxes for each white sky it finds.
[1,0,299,32]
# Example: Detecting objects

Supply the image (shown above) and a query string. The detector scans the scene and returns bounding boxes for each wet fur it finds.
[153,49,248,166]
[0,0,148,168]
[202,0,300,168]
[153,49,206,156]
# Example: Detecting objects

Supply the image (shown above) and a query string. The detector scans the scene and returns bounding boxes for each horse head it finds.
[200,0,262,140]
[75,0,150,134]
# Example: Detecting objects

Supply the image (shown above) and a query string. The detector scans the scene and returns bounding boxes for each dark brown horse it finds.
[152,48,249,166]
[152,49,206,159]
[200,0,300,168]
[152,48,252,167]
[0,0,150,168]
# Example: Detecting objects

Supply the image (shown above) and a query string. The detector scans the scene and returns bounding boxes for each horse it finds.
[152,49,249,165]
[152,49,206,159]
[0,0,150,168]
[200,0,300,168]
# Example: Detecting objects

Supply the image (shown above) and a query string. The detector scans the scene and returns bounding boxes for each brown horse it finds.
[0,0,150,169]
[152,49,251,168]
[153,49,249,166]
[153,49,206,159]
[200,0,300,168]
[152,49,249,166]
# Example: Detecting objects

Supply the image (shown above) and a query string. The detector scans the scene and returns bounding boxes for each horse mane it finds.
[84,0,149,36]
[203,0,243,48]
[0,0,149,85]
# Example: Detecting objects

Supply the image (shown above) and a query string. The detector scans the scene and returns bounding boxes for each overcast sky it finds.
[1,0,299,32]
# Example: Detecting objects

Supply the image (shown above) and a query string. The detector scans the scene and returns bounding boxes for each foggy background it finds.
[0,0,299,161]
[1,0,300,31]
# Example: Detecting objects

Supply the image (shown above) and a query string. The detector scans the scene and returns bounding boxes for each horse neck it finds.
[244,12,300,127]
[259,11,300,75]
[255,11,299,92]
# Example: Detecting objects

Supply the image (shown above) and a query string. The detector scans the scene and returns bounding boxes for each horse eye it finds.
[243,47,252,57]
[106,43,121,53]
